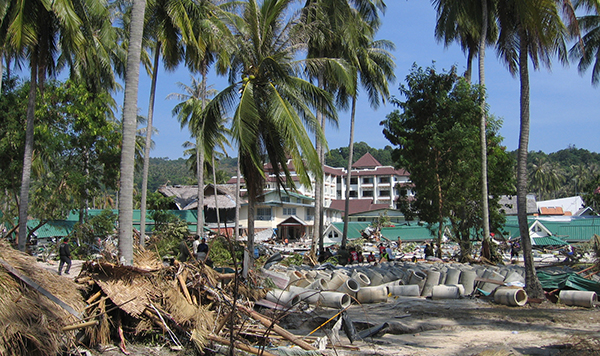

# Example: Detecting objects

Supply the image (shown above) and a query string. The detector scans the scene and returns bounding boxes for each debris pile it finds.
[0,241,85,356]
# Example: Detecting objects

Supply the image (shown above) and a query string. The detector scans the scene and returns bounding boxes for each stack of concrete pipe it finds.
[263,260,535,309]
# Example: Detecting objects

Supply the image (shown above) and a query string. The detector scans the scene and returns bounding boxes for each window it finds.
[306,208,314,221]
[350,177,358,184]
[380,190,390,196]
[281,196,290,202]
[256,208,272,220]
[380,177,390,184]
[363,177,373,184]
[283,207,297,216]
[363,190,373,197]
[349,191,358,198]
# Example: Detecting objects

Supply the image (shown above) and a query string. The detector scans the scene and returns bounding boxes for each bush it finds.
[209,236,244,268]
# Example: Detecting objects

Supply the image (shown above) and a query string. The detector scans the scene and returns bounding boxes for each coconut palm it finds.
[202,0,340,273]
[119,0,147,265]
[496,0,571,298]
[569,1,600,85]
[1,0,113,251]
[340,19,395,250]
[302,0,384,257]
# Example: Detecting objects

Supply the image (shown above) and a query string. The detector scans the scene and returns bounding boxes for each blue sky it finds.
[134,0,600,160]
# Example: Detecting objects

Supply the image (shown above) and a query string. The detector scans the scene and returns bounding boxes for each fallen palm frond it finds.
[0,241,85,356]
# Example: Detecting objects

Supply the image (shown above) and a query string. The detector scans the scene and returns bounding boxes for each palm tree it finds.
[302,0,384,257]
[340,19,395,250]
[119,0,148,265]
[138,0,190,246]
[569,1,600,85]
[496,0,571,298]
[1,0,111,251]
[203,0,339,274]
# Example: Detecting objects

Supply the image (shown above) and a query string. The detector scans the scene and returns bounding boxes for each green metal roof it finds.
[380,225,435,242]
[28,220,76,238]
[330,222,371,239]
[502,216,600,243]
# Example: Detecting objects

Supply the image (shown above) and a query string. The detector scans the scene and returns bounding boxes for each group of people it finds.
[179,235,210,263]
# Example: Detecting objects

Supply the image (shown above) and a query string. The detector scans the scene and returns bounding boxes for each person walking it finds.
[58,238,72,275]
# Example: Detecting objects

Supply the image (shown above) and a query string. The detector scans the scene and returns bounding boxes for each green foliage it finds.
[280,253,304,266]
[209,236,244,268]
[381,64,513,261]
[326,142,395,167]
[135,158,196,192]
[149,220,190,257]
[71,209,117,257]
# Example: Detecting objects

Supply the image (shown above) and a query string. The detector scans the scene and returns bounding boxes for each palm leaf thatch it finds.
[0,241,85,356]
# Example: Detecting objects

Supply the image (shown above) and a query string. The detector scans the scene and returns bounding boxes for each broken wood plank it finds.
[237,304,317,351]
[208,334,279,356]
[177,272,194,305]
[0,257,81,319]
[62,320,99,332]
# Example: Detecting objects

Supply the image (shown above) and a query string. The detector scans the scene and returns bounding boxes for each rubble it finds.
[0,237,599,355]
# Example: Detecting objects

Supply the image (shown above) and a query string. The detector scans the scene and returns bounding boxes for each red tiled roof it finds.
[352,153,382,168]
[329,199,390,216]
[324,165,345,176]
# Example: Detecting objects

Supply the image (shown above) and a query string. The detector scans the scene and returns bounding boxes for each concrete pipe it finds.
[356,286,389,303]
[337,278,361,295]
[286,270,304,287]
[383,279,404,289]
[446,284,466,296]
[266,289,301,307]
[388,284,420,297]
[408,270,427,294]
[421,270,441,297]
[494,287,528,307]
[295,274,314,288]
[445,268,461,286]
[459,270,477,295]
[559,290,598,308]
[480,270,505,294]
[503,271,525,285]
[431,285,461,300]
[328,271,350,291]
[352,271,371,287]
[364,269,384,286]
[307,277,329,291]
[319,291,352,309]
[288,285,321,304]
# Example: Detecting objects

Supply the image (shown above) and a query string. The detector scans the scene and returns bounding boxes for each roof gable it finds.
[352,153,382,169]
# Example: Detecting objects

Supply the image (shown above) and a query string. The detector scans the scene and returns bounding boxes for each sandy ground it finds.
[35,259,600,356]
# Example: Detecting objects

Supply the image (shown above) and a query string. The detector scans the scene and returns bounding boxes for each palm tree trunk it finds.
[196,73,208,237]
[341,93,358,249]
[517,34,544,299]
[479,0,491,255]
[197,141,205,235]
[213,154,221,235]
[313,112,323,256]
[118,0,147,266]
[17,61,38,251]
[140,42,162,249]
[235,155,240,242]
